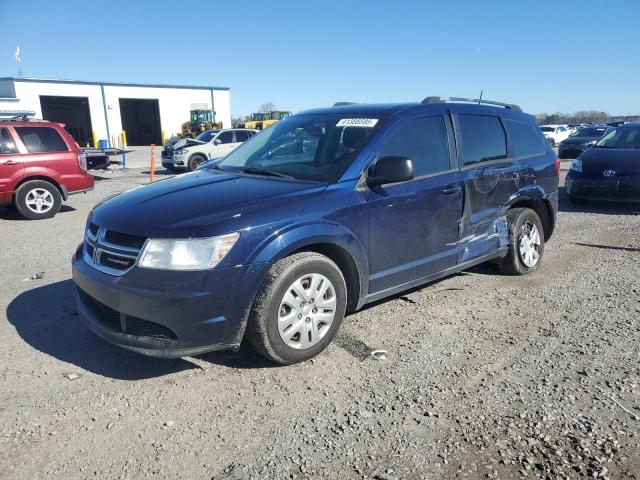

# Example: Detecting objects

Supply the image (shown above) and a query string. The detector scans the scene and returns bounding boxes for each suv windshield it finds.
[540,127,554,132]
[596,126,640,149]
[215,114,380,183]
[195,130,218,143]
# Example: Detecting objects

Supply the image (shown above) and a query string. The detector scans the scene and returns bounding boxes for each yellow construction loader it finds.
[180,109,222,138]
[244,111,291,130]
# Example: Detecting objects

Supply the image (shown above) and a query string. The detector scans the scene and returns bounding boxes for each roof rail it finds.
[0,110,36,120]
[333,102,358,107]
[421,96,522,112]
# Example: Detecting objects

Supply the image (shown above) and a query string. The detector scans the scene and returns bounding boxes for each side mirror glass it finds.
[367,156,414,187]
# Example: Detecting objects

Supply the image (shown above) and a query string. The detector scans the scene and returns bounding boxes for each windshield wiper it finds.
[235,166,295,179]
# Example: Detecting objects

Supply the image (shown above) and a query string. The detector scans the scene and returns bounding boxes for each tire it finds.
[14,180,62,220]
[568,195,588,205]
[245,252,347,365]
[498,208,545,275]
[188,154,207,172]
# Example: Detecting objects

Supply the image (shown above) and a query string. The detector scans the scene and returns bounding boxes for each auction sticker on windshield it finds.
[336,118,379,127]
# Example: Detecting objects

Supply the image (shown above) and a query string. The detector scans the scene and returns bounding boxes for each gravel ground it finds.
[0,163,638,480]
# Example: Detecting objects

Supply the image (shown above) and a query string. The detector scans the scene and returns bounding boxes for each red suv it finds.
[0,119,94,219]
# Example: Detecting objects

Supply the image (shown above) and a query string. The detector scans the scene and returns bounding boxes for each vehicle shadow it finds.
[6,280,196,380]
[558,186,640,215]
[0,204,76,221]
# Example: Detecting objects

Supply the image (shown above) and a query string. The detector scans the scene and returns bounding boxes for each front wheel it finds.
[188,154,207,171]
[245,252,347,365]
[499,208,545,275]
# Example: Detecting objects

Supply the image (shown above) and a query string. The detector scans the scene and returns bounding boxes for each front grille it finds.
[78,289,178,341]
[84,224,147,276]
[104,230,147,249]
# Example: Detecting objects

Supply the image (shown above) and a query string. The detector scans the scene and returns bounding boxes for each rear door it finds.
[454,112,516,262]
[365,114,463,294]
[0,127,23,204]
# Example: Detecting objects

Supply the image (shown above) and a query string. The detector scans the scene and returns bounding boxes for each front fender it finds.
[249,220,369,306]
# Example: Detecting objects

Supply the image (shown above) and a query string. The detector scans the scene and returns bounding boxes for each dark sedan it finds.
[558,126,609,159]
[565,123,640,203]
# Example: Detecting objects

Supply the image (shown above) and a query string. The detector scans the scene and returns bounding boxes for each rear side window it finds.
[505,119,546,157]
[0,128,18,154]
[234,130,249,142]
[15,127,68,153]
[377,116,450,176]
[457,115,507,166]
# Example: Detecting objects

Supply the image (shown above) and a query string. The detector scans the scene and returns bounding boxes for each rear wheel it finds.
[499,208,545,275]
[188,154,207,171]
[14,180,62,220]
[245,252,347,365]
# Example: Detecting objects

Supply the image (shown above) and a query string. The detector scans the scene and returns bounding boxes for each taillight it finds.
[78,153,87,171]
[555,157,560,173]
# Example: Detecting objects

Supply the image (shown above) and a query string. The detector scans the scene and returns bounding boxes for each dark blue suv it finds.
[72,97,559,364]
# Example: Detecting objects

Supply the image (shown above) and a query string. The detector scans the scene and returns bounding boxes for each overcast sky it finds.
[1,0,638,117]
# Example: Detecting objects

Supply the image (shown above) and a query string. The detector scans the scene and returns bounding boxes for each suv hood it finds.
[92,171,327,238]
[173,137,205,149]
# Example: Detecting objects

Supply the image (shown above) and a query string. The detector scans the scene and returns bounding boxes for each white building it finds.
[0,77,231,146]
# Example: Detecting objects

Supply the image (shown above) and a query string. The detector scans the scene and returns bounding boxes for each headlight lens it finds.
[174,149,187,155]
[138,233,239,270]
[570,159,582,172]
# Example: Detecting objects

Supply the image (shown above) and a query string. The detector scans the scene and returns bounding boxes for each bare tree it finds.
[259,102,276,113]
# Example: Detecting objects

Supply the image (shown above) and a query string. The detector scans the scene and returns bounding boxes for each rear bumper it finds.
[72,251,269,358]
[565,174,640,202]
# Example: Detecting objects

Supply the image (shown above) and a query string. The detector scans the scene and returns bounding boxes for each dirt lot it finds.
[1,163,639,480]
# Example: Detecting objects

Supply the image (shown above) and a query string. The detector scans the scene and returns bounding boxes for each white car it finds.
[540,125,571,146]
[162,128,258,171]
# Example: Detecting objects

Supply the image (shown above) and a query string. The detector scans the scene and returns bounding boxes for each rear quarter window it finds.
[504,119,546,157]
[457,115,507,166]
[15,126,69,153]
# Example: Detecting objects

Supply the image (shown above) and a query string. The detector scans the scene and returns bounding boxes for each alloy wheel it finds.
[25,188,54,214]
[518,221,541,268]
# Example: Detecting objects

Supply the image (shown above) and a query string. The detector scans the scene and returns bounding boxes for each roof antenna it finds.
[478,89,483,104]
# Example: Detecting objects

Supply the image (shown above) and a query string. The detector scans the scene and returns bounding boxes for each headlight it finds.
[570,159,582,172]
[138,233,239,270]
[174,149,187,155]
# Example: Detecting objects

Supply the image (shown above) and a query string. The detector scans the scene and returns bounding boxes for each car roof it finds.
[298,101,528,119]
[0,119,60,127]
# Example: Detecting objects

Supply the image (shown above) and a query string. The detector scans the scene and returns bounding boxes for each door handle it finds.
[441,184,462,195]
[1,160,20,166]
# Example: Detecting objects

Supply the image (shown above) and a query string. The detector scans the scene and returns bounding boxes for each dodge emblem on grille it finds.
[602,169,616,177]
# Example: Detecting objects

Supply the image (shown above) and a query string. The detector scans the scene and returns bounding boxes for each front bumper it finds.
[72,251,269,358]
[565,173,640,202]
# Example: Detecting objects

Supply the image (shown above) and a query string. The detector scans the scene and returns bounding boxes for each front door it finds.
[0,127,23,204]
[365,115,463,294]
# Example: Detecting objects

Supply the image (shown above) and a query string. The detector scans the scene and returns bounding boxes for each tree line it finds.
[535,111,640,125]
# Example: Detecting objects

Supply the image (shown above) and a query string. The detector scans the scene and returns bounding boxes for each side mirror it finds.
[367,156,414,187]
[213,139,222,145]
